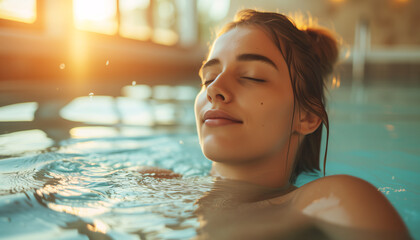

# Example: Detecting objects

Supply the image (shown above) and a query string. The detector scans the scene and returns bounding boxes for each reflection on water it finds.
[0,129,53,156]
[70,126,120,139]
[0,102,38,122]
[122,84,152,99]
[59,85,197,127]
[0,82,204,239]
[0,133,212,239]
[60,96,119,124]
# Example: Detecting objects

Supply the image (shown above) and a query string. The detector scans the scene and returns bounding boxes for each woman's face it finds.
[194,26,296,164]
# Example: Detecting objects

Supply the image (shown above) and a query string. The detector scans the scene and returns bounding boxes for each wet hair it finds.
[217,9,338,183]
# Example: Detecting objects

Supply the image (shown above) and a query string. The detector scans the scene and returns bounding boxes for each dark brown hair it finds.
[218,9,338,183]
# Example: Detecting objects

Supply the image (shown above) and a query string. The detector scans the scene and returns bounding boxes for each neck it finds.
[210,153,294,189]
[209,133,302,189]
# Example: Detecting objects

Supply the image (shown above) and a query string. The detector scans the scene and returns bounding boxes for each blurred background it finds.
[0,0,419,86]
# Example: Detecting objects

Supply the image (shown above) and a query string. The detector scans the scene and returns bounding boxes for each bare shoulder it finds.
[298,174,380,197]
[291,174,408,232]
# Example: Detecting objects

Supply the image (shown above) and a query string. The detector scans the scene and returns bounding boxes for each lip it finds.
[203,109,243,126]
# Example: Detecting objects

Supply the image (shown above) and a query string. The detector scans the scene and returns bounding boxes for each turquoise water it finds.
[0,133,212,239]
[0,83,419,239]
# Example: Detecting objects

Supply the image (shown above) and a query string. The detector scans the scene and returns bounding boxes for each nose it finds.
[206,75,232,104]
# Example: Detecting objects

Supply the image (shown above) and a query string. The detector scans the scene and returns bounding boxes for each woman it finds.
[193,9,410,239]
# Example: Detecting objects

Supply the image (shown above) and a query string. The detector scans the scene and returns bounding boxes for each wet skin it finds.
[195,26,302,188]
[193,26,410,239]
[194,177,410,240]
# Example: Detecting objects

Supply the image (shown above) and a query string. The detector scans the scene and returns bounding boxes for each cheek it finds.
[194,90,208,143]
[251,97,295,142]
[194,90,206,119]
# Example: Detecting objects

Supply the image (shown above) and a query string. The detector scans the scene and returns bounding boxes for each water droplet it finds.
[89,92,94,100]
[179,140,184,145]
[132,81,136,86]
[59,63,65,70]
[105,60,109,66]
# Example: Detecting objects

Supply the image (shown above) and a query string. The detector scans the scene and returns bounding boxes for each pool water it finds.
[1,133,213,239]
[0,82,419,239]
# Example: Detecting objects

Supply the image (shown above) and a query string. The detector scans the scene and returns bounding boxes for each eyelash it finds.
[200,76,266,87]
[201,79,214,87]
[241,77,266,82]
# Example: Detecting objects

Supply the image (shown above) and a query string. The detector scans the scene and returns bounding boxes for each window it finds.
[119,0,151,41]
[0,0,37,23]
[0,0,226,47]
[73,0,191,46]
[152,0,178,45]
[197,0,230,43]
[73,0,118,35]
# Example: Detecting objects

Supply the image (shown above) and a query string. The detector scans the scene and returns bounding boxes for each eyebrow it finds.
[237,53,278,70]
[201,53,278,72]
[201,58,220,70]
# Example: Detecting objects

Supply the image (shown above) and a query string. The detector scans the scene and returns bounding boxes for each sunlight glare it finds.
[0,130,53,155]
[0,0,36,23]
[119,0,151,40]
[153,28,178,45]
[73,0,118,35]
[48,203,110,217]
[70,126,119,139]
[87,220,109,234]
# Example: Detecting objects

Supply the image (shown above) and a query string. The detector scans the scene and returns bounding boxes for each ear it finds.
[295,109,322,135]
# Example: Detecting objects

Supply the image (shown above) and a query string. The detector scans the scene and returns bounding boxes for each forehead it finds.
[208,26,285,64]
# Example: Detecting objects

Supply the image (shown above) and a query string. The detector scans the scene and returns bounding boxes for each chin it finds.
[201,143,233,162]
[200,135,269,163]
[203,152,241,163]
[201,144,254,163]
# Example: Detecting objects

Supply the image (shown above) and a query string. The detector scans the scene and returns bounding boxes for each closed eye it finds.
[241,77,266,82]
[201,79,214,87]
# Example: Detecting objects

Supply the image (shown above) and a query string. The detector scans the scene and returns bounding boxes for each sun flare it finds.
[73,0,118,35]
[0,0,36,23]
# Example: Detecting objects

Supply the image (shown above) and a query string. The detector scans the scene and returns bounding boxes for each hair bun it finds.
[305,28,338,77]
